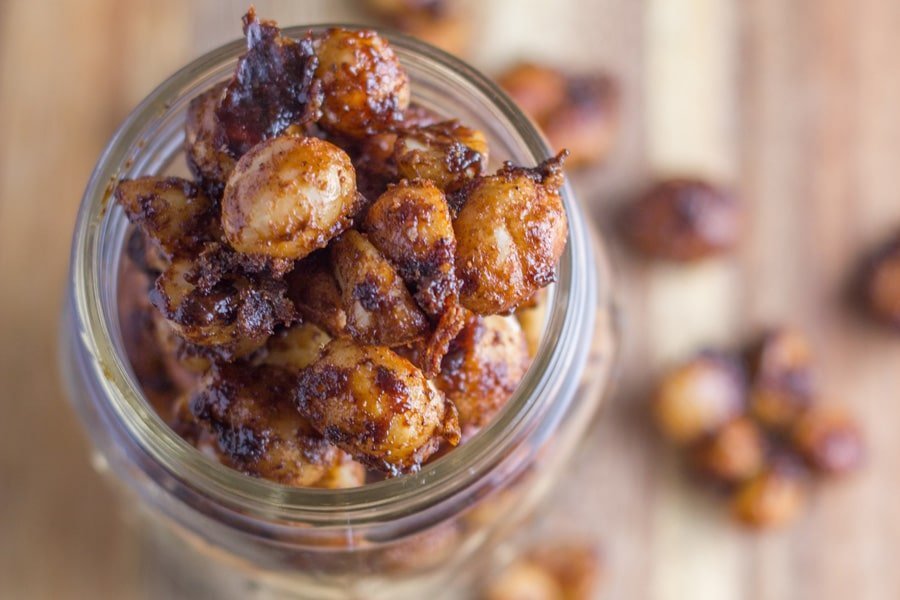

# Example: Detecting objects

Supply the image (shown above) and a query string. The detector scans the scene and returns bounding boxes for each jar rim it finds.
[69,25,607,526]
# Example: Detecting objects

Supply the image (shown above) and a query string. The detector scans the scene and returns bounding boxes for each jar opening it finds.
[69,26,601,527]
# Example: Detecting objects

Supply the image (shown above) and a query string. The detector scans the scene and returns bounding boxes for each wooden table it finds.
[2,1,899,598]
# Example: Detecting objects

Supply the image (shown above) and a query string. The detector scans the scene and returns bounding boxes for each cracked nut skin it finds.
[791,406,864,476]
[315,28,410,138]
[653,353,747,446]
[861,233,900,329]
[295,338,460,474]
[222,135,359,260]
[454,153,568,315]
[624,178,740,262]
[690,417,766,484]
[748,328,815,430]
[189,363,365,488]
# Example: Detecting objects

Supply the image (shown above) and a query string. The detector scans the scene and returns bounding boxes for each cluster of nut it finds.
[362,0,471,56]
[115,10,568,486]
[497,62,620,168]
[653,328,864,528]
[483,541,602,600]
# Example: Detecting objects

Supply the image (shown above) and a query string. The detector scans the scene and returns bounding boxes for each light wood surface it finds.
[2,1,899,598]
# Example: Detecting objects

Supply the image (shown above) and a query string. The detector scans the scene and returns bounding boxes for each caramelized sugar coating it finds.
[791,406,864,476]
[150,256,293,358]
[653,353,746,446]
[190,363,365,488]
[222,135,359,259]
[485,541,602,600]
[454,153,568,315]
[315,28,410,138]
[689,417,765,484]
[730,456,808,529]
[184,82,236,199]
[331,230,430,346]
[295,338,461,474]
[364,179,458,316]
[217,8,322,156]
[393,121,488,192]
[285,252,348,337]
[262,322,331,371]
[114,177,218,259]
[861,233,900,328]
[624,178,740,262]
[436,314,529,430]
[747,328,814,429]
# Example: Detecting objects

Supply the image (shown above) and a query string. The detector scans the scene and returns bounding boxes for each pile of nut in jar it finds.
[117,8,569,486]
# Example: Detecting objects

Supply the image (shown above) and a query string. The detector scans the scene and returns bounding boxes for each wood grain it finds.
[1,1,899,598]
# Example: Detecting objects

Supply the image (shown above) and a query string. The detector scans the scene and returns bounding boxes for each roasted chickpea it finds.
[485,542,602,600]
[541,74,619,167]
[730,460,808,529]
[221,135,359,259]
[624,178,740,262]
[262,322,331,371]
[791,406,864,476]
[184,82,236,198]
[295,338,461,474]
[315,28,410,138]
[690,418,766,484]
[114,176,217,259]
[364,179,458,316]
[150,258,293,358]
[497,63,568,123]
[393,121,489,192]
[436,314,530,431]
[285,252,348,337]
[454,153,568,315]
[748,328,815,429]
[653,354,746,446]
[331,230,430,346]
[861,233,900,329]
[190,363,360,487]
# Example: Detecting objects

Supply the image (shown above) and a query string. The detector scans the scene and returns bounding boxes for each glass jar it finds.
[59,26,616,600]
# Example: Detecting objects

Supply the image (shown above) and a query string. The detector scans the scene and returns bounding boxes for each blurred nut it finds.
[861,234,900,328]
[363,0,471,56]
[624,178,740,262]
[653,354,746,445]
[540,74,619,167]
[730,458,808,529]
[748,328,814,429]
[485,542,602,600]
[792,406,865,476]
[497,63,568,123]
[690,417,766,484]
[498,63,619,167]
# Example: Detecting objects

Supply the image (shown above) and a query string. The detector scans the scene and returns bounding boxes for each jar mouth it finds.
[69,25,604,526]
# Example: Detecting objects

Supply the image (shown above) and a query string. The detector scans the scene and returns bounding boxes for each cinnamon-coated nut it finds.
[624,178,740,262]
[748,328,815,429]
[791,406,865,476]
[690,417,766,484]
[729,458,808,529]
[653,353,746,445]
